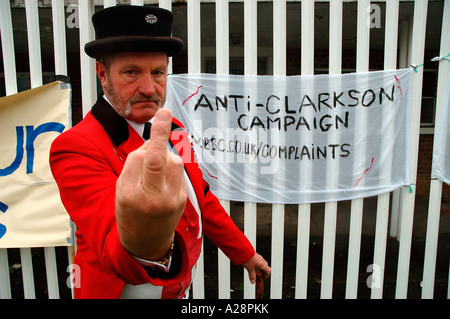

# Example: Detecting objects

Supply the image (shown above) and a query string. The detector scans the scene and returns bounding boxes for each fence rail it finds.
[0,0,449,299]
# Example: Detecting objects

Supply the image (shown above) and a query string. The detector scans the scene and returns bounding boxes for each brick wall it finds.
[417,134,450,198]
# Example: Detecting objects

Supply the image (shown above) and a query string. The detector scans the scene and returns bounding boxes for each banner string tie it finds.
[411,64,424,73]
[430,52,450,63]
[409,183,416,193]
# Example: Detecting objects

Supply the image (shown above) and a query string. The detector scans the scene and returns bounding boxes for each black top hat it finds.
[84,6,183,59]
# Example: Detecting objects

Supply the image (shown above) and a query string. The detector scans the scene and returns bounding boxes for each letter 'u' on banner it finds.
[0,80,72,248]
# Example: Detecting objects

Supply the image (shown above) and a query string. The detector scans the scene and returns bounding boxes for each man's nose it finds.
[138,74,156,96]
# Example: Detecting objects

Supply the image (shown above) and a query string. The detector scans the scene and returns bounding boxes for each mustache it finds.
[130,94,161,105]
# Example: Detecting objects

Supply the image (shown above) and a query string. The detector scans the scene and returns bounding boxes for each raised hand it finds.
[115,109,187,260]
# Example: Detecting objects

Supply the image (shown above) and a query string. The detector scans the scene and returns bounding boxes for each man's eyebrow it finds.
[153,64,168,71]
[119,64,167,71]
[118,64,139,70]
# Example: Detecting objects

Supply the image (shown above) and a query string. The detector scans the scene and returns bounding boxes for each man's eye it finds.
[125,70,135,75]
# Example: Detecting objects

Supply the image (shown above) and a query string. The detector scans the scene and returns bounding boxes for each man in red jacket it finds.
[50,6,270,299]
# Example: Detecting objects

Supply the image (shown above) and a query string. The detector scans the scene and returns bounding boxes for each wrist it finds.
[150,238,175,265]
[131,238,175,273]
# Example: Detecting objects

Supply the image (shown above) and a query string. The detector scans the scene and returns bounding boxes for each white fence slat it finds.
[395,0,428,299]
[325,0,342,299]
[273,0,286,75]
[371,193,390,298]
[342,0,371,300]
[192,247,205,299]
[159,0,172,10]
[326,0,343,299]
[216,0,229,75]
[301,0,314,76]
[0,249,11,299]
[22,1,42,299]
[0,0,18,95]
[79,0,96,117]
[187,0,204,300]
[243,202,257,299]
[430,0,450,135]
[370,0,400,299]
[44,247,59,299]
[270,204,285,299]
[320,202,337,299]
[0,1,16,298]
[300,0,315,196]
[188,0,201,74]
[51,0,68,76]
[269,0,287,300]
[216,0,231,299]
[25,0,42,89]
[20,248,35,299]
[448,262,450,299]
[295,204,310,299]
[158,0,173,74]
[329,0,342,75]
[295,0,315,300]
[422,0,450,298]
[422,180,443,298]
[384,0,400,71]
[244,0,258,75]
[67,246,75,299]
[242,0,258,300]
[300,0,315,265]
[345,200,363,298]
[103,0,117,8]
[218,200,231,299]
[356,0,370,72]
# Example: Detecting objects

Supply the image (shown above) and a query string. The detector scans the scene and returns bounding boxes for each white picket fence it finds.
[0,0,449,299]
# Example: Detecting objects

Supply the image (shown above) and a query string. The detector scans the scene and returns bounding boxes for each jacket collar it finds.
[91,96,129,147]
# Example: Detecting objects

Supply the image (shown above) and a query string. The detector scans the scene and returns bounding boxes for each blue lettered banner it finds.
[166,68,413,204]
[0,81,72,248]
[431,72,450,185]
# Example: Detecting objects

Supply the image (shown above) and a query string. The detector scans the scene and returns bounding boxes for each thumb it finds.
[248,269,256,284]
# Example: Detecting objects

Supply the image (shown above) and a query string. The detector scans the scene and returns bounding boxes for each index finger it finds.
[142,108,173,191]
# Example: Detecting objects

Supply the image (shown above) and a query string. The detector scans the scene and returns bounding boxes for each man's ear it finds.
[96,61,108,87]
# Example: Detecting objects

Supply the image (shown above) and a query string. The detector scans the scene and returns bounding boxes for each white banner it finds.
[166,68,413,204]
[0,81,72,248]
[431,72,450,185]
